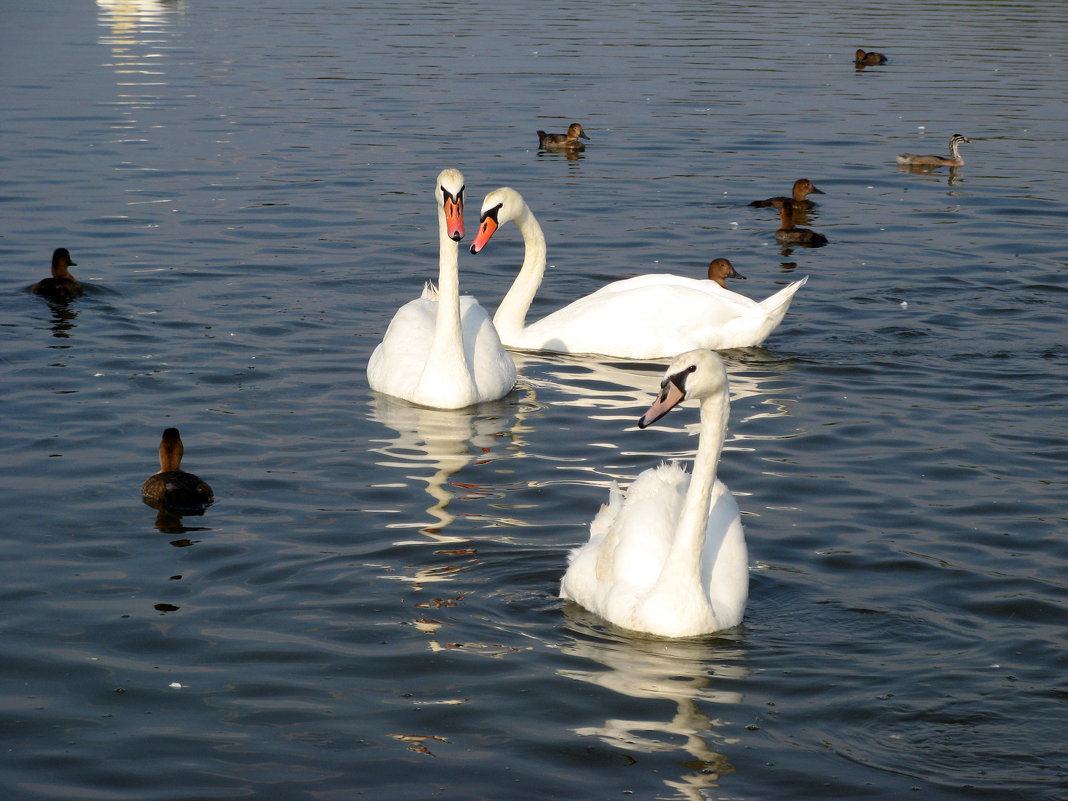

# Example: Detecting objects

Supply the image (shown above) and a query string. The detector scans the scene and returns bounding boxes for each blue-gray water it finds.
[2,1,1066,799]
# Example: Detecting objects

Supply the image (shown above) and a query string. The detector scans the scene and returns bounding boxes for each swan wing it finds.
[560,463,690,622]
[367,296,438,399]
[517,280,749,358]
[460,295,517,402]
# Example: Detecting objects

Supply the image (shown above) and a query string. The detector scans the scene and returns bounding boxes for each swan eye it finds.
[480,203,503,224]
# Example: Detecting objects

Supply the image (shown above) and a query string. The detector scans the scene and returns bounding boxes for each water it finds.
[1,1,1066,798]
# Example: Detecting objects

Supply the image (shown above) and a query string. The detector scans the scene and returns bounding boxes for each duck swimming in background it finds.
[470,187,808,357]
[560,349,749,637]
[897,134,972,167]
[749,179,824,211]
[366,169,516,409]
[537,123,590,152]
[707,258,744,288]
[30,248,82,299]
[142,428,215,511]
[855,49,887,66]
[775,200,827,247]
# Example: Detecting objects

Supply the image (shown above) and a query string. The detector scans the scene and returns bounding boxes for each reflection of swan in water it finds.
[561,608,747,800]
[367,393,524,546]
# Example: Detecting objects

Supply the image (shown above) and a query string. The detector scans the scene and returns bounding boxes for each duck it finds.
[707,257,744,288]
[537,123,590,152]
[469,187,807,358]
[896,133,972,167]
[141,428,215,511]
[854,48,887,66]
[749,178,824,211]
[775,200,828,247]
[367,169,516,409]
[560,349,748,637]
[30,248,82,299]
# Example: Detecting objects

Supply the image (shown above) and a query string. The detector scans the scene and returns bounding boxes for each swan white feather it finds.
[560,350,748,637]
[367,169,516,409]
[469,187,806,358]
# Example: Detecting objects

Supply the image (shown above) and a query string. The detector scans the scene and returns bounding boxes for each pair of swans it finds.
[368,173,807,408]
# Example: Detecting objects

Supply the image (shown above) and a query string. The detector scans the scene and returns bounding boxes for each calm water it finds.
[2,1,1067,799]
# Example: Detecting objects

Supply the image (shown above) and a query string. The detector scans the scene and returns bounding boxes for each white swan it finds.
[560,350,748,637]
[469,187,807,358]
[367,169,517,409]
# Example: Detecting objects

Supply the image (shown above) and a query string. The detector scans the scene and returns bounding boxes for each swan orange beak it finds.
[444,194,464,241]
[638,379,686,429]
[469,215,499,254]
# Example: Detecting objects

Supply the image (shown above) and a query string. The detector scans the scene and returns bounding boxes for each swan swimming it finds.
[367,169,516,409]
[560,350,748,637]
[469,187,807,358]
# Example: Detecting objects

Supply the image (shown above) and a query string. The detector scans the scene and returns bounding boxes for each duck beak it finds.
[580,131,590,140]
[444,195,464,241]
[728,263,745,280]
[469,214,499,254]
[810,185,825,195]
[638,378,686,429]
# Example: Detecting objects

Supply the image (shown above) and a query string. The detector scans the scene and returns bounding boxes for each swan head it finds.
[638,350,728,429]
[436,168,465,242]
[469,187,526,254]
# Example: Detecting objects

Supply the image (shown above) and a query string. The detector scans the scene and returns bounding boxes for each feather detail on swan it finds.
[469,187,806,358]
[367,169,516,409]
[560,350,748,637]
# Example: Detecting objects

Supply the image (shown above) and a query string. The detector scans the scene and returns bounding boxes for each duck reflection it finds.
[561,607,748,800]
[368,393,526,544]
[41,297,79,340]
[144,499,211,537]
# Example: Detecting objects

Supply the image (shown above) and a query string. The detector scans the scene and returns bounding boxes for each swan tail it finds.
[734,276,808,346]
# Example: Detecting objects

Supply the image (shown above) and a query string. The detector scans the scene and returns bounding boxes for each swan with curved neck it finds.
[470,187,806,358]
[367,169,516,409]
[560,350,748,637]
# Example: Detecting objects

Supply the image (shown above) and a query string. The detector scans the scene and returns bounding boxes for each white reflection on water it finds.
[561,609,748,800]
[367,392,527,544]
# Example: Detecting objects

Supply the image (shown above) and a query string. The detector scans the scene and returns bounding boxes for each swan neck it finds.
[492,204,546,339]
[428,214,466,367]
[663,392,729,586]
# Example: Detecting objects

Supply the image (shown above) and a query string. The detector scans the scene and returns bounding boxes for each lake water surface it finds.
[2,1,1066,799]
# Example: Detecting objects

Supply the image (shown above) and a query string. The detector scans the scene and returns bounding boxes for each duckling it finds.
[897,134,972,167]
[30,248,82,299]
[749,178,824,211]
[707,257,745,288]
[537,123,590,152]
[855,49,887,66]
[775,200,827,247]
[141,428,214,511]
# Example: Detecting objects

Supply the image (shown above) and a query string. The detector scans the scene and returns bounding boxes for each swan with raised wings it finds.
[367,169,516,409]
[469,187,806,358]
[560,349,748,637]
